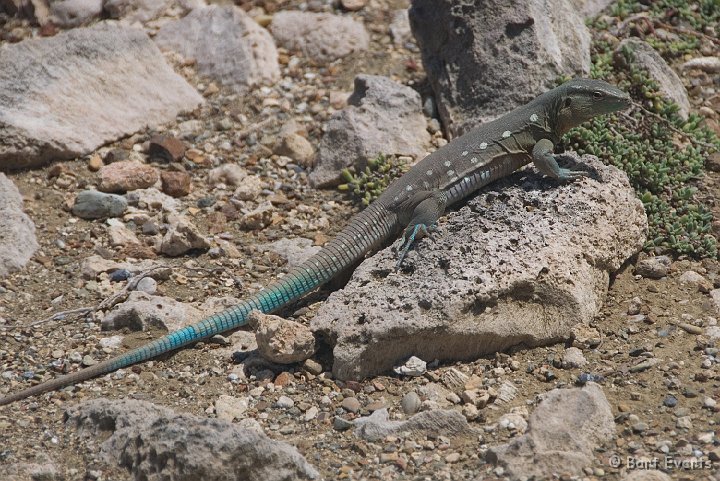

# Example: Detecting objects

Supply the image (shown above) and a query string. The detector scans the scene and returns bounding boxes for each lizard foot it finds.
[395,223,436,270]
[557,167,588,181]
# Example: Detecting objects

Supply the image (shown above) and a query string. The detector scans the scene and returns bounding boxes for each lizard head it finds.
[555,78,631,134]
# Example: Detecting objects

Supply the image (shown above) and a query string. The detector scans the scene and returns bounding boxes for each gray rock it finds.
[50,0,102,27]
[101,291,203,332]
[409,0,591,137]
[0,23,203,170]
[401,391,421,415]
[635,255,671,279]
[104,0,174,23]
[562,347,588,368]
[0,174,39,278]
[252,311,317,364]
[155,5,279,93]
[389,9,412,47]
[158,215,211,256]
[353,408,472,442]
[310,75,430,187]
[311,155,647,380]
[270,10,369,63]
[1,455,59,481]
[72,190,128,219]
[568,0,615,18]
[261,237,321,268]
[623,471,672,481]
[486,383,615,479]
[616,39,690,119]
[65,398,318,481]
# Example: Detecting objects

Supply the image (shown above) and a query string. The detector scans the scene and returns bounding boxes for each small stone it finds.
[233,176,263,201]
[627,296,642,315]
[341,0,366,11]
[276,395,295,409]
[82,355,97,366]
[135,277,157,295]
[676,416,692,429]
[72,190,127,219]
[215,394,248,421]
[342,397,361,414]
[393,356,426,376]
[703,397,717,409]
[158,215,210,256]
[252,311,316,364]
[208,164,247,187]
[99,160,159,193]
[88,153,103,171]
[148,135,186,162]
[632,422,648,433]
[562,347,587,368]
[274,133,315,167]
[461,389,490,408]
[635,256,671,279]
[444,452,460,463]
[160,170,192,198]
[303,359,323,375]
[401,392,421,415]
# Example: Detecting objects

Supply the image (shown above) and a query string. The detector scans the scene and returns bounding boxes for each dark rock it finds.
[72,190,128,219]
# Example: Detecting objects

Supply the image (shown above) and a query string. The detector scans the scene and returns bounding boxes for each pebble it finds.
[303,359,323,375]
[275,395,295,409]
[160,170,192,198]
[341,397,361,414]
[635,256,671,279]
[663,395,678,408]
[148,135,186,162]
[110,269,132,282]
[393,356,427,376]
[98,160,159,193]
[676,416,693,429]
[135,277,157,295]
[401,392,421,415]
[703,397,717,409]
[72,190,127,219]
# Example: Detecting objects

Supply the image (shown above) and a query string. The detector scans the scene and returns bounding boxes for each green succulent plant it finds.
[338,154,409,206]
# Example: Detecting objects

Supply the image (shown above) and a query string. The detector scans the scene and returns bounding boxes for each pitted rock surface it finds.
[312,154,647,380]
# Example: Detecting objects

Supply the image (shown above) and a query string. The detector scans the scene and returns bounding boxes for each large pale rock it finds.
[310,75,430,187]
[155,5,280,92]
[616,38,690,119]
[0,174,39,278]
[66,398,319,481]
[0,23,203,170]
[251,311,317,364]
[50,0,102,27]
[353,408,472,442]
[311,155,647,380]
[270,10,369,63]
[487,384,615,479]
[101,291,203,332]
[409,0,591,137]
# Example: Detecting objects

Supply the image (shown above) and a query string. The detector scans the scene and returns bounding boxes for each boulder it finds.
[311,155,647,380]
[0,174,39,278]
[409,0,591,137]
[155,5,279,92]
[0,23,203,170]
[310,75,430,187]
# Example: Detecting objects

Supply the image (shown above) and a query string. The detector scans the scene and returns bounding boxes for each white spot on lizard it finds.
[444,160,451,167]
[406,185,413,191]
[530,113,539,122]
[426,170,433,176]
[471,157,479,164]
[461,151,468,156]
[502,130,511,138]
[479,142,488,150]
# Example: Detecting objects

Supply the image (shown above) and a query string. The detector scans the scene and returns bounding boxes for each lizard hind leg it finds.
[395,191,446,270]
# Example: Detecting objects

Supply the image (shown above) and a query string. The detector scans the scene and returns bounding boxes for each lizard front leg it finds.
[532,138,588,181]
[395,190,447,269]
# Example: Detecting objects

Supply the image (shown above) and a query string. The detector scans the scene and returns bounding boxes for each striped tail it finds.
[0,203,398,406]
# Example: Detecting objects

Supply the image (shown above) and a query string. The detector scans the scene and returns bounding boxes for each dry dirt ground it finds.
[1,1,720,481]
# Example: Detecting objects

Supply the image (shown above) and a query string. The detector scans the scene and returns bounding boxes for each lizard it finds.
[0,78,631,406]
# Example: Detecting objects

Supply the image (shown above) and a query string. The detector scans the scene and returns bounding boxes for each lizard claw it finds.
[557,168,588,181]
[395,223,431,270]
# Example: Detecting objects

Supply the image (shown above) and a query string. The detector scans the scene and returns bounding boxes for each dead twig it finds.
[24,266,168,328]
[631,102,718,151]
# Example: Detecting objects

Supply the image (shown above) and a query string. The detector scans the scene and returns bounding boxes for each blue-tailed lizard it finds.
[0,79,630,405]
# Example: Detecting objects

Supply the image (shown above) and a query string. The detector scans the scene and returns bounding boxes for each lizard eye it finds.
[592,91,603,99]
[564,98,572,108]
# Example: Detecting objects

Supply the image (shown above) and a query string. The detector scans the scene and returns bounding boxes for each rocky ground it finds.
[1,0,720,480]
